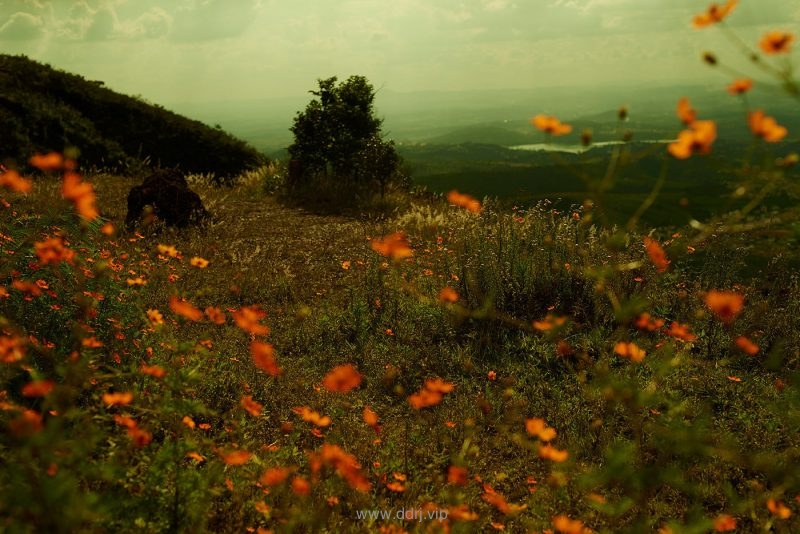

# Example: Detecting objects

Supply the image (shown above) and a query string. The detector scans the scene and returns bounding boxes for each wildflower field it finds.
[2,3,800,533]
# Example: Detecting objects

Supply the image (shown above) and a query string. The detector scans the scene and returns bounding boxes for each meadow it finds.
[2,4,800,533]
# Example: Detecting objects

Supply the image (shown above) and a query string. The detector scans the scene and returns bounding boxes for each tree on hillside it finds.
[287,75,403,199]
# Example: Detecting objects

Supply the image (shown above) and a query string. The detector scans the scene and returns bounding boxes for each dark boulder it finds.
[125,170,209,229]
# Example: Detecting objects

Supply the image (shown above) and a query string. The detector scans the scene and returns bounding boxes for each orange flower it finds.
[0,169,32,193]
[233,306,269,336]
[713,513,737,532]
[447,465,468,486]
[531,114,572,136]
[190,256,209,268]
[291,476,311,496]
[310,443,371,492]
[240,395,263,416]
[371,232,413,261]
[446,190,482,213]
[251,341,281,376]
[8,409,43,437]
[220,449,252,466]
[538,444,569,462]
[386,481,406,492]
[481,484,528,514]
[643,236,670,273]
[438,286,459,303]
[186,451,205,462]
[363,405,380,430]
[668,120,717,159]
[182,415,196,429]
[322,364,362,393]
[634,313,665,332]
[734,336,759,356]
[759,31,794,54]
[533,314,567,332]
[767,498,792,519]
[102,391,134,406]
[692,0,737,28]
[748,110,787,142]
[487,370,497,381]
[525,418,557,442]
[169,295,203,321]
[614,341,646,363]
[408,388,443,409]
[552,514,592,534]
[676,97,697,125]
[146,309,164,326]
[205,306,226,325]
[29,152,65,171]
[62,172,98,220]
[34,237,76,265]
[341,260,351,270]
[704,290,744,323]
[140,365,166,378]
[424,377,455,393]
[293,406,331,427]
[259,467,291,486]
[128,426,153,447]
[665,322,697,342]
[127,277,147,286]
[157,244,180,258]
[726,78,752,95]
[21,380,55,397]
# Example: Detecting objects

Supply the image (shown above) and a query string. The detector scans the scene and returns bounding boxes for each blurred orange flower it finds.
[251,341,282,376]
[759,31,794,54]
[446,190,482,213]
[291,476,311,496]
[102,391,133,406]
[713,513,737,532]
[220,449,252,466]
[141,365,166,378]
[482,484,528,514]
[692,0,737,28]
[704,290,744,323]
[726,78,752,95]
[34,237,75,265]
[748,110,787,142]
[259,467,291,486]
[190,256,209,268]
[614,341,646,363]
[525,418,557,442]
[169,295,204,321]
[146,309,164,326]
[531,114,572,136]
[735,336,759,356]
[157,244,180,258]
[322,363,362,393]
[293,406,331,427]
[205,306,226,325]
[371,232,413,261]
[676,97,697,125]
[62,172,99,220]
[668,120,717,159]
[438,286,459,303]
[310,443,371,492]
[233,306,270,335]
[539,444,569,462]
[0,169,32,193]
[552,514,591,534]
[665,322,697,342]
[29,152,64,171]
[363,405,380,430]
[533,314,567,331]
[240,395,263,416]
[767,498,792,519]
[21,380,55,397]
[448,465,468,486]
[643,236,670,273]
[634,313,665,332]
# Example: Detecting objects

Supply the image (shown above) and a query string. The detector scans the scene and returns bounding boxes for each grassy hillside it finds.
[0,54,266,180]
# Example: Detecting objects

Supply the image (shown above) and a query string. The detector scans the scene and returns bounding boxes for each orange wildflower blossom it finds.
[665,321,697,342]
[635,313,665,332]
[309,443,371,492]
[531,114,572,136]
[759,31,795,54]
[34,237,75,265]
[251,341,281,376]
[748,110,787,142]
[260,467,291,486]
[29,152,66,171]
[322,363,362,393]
[189,256,209,268]
[692,0,737,28]
[169,295,204,322]
[363,405,380,432]
[767,498,792,519]
[219,449,252,466]
[371,231,413,261]
[481,484,528,514]
[240,395,263,416]
[614,341,646,363]
[447,465,468,486]
[533,314,568,332]
[525,418,557,442]
[233,306,269,335]
[539,443,569,462]
[735,335,759,356]
[643,236,670,273]
[140,364,166,378]
[1,334,26,363]
[102,391,134,406]
[157,244,180,258]
[291,476,311,496]
[676,97,697,125]
[205,306,226,325]
[62,172,99,220]
[704,290,744,323]
[446,190,482,213]
[8,409,43,437]
[713,514,737,532]
[438,286,459,303]
[146,309,164,326]
[669,120,716,159]
[293,406,331,427]
[21,380,55,397]
[0,169,32,193]
[408,377,455,409]
[552,514,593,534]
[727,78,753,95]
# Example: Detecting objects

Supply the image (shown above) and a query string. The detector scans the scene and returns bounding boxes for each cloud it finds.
[0,11,44,40]
[169,0,258,42]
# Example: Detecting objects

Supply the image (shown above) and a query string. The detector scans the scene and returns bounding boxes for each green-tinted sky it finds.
[1,0,798,104]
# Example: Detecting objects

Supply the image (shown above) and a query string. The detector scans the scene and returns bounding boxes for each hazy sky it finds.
[1,0,798,105]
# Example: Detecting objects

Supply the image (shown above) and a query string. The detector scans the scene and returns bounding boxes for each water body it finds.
[509,140,674,154]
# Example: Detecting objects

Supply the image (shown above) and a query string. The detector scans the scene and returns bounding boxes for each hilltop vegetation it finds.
[0,54,265,180]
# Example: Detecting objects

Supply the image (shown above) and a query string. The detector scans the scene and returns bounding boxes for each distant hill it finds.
[0,54,266,180]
